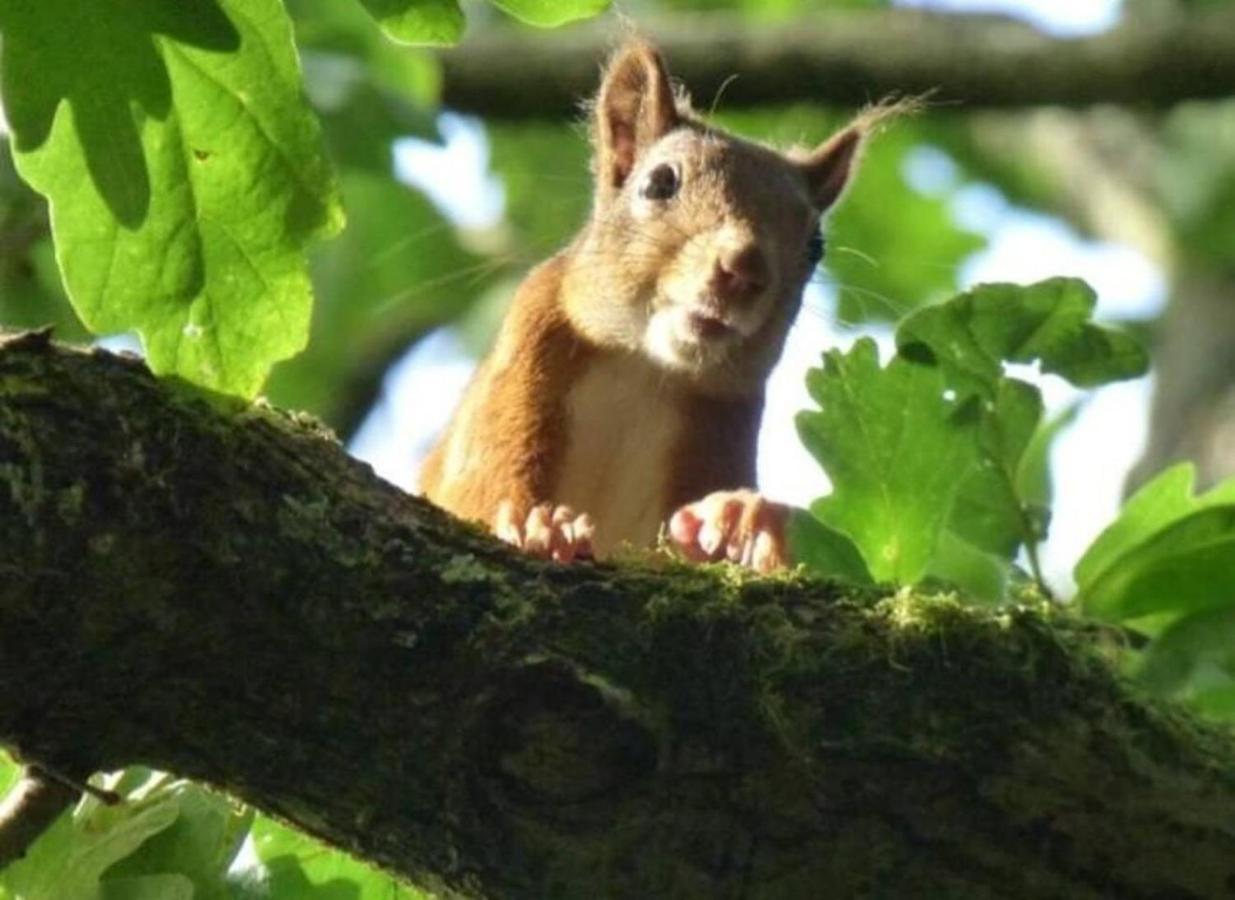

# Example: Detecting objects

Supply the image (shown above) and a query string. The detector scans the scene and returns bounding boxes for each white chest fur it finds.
[555,353,681,556]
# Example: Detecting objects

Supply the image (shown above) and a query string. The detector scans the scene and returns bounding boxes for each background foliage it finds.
[3,0,1235,896]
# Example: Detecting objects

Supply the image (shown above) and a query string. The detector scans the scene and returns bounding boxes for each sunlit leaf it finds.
[0,769,252,900]
[1078,505,1235,624]
[896,278,1148,396]
[356,0,464,45]
[249,815,428,898]
[0,750,19,796]
[488,0,610,28]
[0,140,87,339]
[1076,463,1235,623]
[923,529,1010,603]
[290,0,443,109]
[0,0,344,397]
[103,783,253,899]
[890,278,1145,573]
[1137,605,1235,722]
[98,874,195,900]
[796,338,980,583]
[786,508,874,585]
[0,776,180,899]
[947,378,1043,559]
[1015,399,1081,513]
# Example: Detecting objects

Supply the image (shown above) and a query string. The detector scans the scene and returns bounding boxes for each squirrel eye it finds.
[807,229,825,266]
[640,163,680,201]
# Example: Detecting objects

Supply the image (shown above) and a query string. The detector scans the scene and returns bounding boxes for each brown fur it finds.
[665,391,763,512]
[423,39,881,555]
[420,255,594,523]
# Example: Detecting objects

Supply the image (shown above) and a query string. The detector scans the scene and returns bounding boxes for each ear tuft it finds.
[594,40,680,194]
[801,96,922,211]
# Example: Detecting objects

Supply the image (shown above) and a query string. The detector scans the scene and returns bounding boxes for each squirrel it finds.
[421,39,879,573]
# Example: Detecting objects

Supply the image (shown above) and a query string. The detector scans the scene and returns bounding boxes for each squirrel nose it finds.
[711,243,768,302]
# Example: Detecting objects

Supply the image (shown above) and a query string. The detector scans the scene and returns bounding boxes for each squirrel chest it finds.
[555,352,682,556]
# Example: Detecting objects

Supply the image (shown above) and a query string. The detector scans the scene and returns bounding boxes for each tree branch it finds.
[2,331,1235,898]
[439,9,1235,118]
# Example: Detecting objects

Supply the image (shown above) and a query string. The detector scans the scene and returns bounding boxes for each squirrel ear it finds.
[801,126,864,211]
[595,41,679,192]
[802,99,919,209]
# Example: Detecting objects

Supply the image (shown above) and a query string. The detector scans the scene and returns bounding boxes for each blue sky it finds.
[895,0,1121,35]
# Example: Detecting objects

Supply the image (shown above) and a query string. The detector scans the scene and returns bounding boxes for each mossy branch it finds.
[1,332,1234,899]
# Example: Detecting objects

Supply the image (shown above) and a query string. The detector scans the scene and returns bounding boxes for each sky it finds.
[350,0,1161,594]
[894,0,1121,34]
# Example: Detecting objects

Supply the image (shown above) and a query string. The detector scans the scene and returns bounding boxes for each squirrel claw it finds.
[669,489,789,573]
[495,501,595,563]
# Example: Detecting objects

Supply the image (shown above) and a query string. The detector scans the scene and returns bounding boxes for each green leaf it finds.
[355,0,464,46]
[1078,505,1235,624]
[1137,606,1235,721]
[488,0,611,28]
[796,338,980,584]
[99,874,195,900]
[886,279,1147,576]
[1075,464,1200,593]
[0,750,20,795]
[947,378,1044,559]
[102,783,253,899]
[1076,464,1235,623]
[1076,464,1235,594]
[1015,399,1082,512]
[0,138,89,340]
[923,529,1010,603]
[0,776,181,900]
[895,278,1148,397]
[0,0,344,397]
[786,508,874,585]
[290,0,443,109]
[0,769,252,900]
[249,814,429,898]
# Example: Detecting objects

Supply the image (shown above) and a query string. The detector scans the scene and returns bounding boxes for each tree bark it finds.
[1128,270,1235,493]
[2,331,1234,899]
[439,9,1235,119]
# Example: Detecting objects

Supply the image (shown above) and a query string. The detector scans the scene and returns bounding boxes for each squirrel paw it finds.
[495,501,596,563]
[668,489,790,573]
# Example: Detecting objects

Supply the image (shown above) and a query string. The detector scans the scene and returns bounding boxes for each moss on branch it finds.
[1,331,1234,899]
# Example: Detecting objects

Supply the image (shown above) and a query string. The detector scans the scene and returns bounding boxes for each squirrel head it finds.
[562,39,882,396]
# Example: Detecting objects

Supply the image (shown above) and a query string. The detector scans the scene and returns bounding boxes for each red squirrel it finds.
[421,39,877,573]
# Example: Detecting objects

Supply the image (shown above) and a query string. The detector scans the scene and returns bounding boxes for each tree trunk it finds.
[438,9,1235,120]
[1128,270,1235,493]
[1,331,1234,899]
